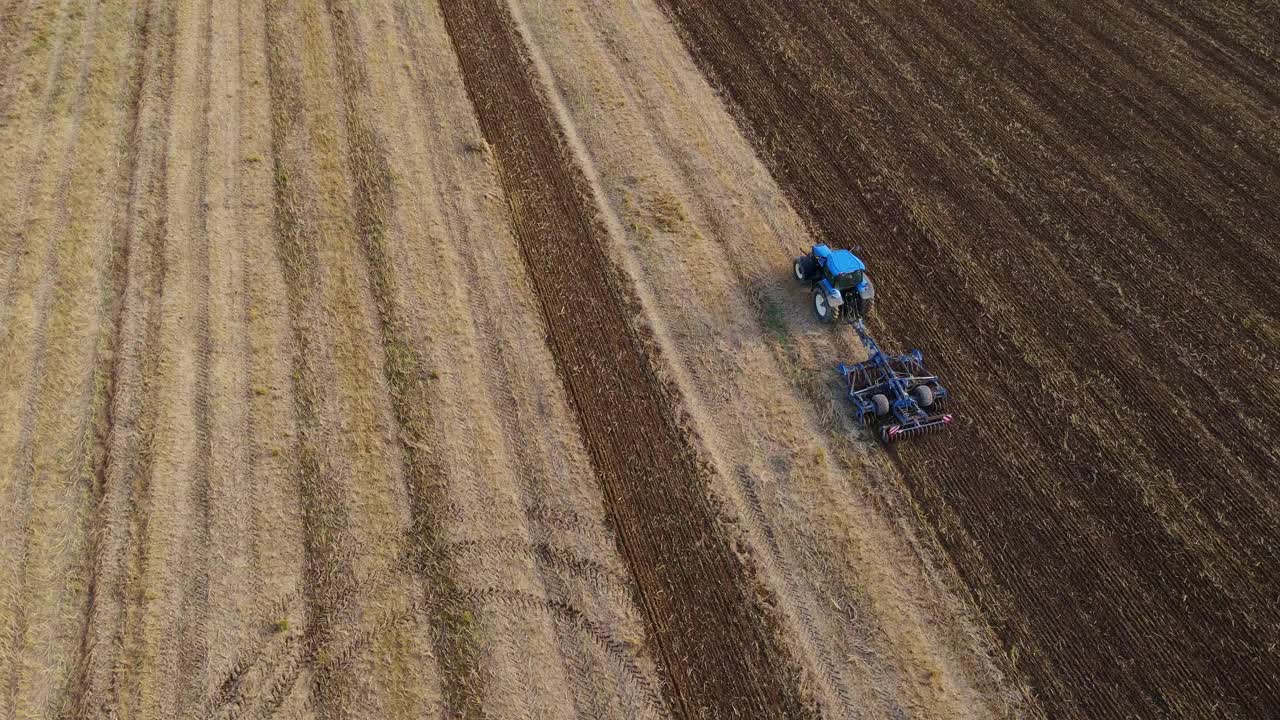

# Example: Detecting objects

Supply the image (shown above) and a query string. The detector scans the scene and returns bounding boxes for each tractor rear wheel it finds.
[856,275,875,319]
[857,294,874,320]
[812,288,835,323]
[794,256,817,282]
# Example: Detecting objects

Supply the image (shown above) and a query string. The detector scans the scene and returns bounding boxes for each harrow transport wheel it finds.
[912,384,934,408]
[794,256,817,282]
[871,393,890,417]
[813,288,835,324]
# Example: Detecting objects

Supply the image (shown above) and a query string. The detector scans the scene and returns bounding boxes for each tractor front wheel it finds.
[812,288,835,323]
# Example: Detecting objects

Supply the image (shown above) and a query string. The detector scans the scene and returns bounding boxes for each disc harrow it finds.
[838,320,953,443]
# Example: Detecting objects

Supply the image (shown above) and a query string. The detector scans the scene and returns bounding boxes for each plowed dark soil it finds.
[437,0,812,717]
[657,0,1280,717]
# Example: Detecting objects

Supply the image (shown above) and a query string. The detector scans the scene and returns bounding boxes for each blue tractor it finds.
[793,244,953,442]
[793,244,875,324]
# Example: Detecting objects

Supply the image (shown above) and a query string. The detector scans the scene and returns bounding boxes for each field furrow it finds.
[316,1,487,715]
[435,0,814,717]
[262,1,415,715]
[0,1,142,716]
[117,0,218,714]
[0,0,79,314]
[196,0,258,712]
[68,2,176,716]
[384,2,677,716]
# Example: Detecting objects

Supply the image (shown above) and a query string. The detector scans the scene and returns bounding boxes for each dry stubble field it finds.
[0,0,1274,719]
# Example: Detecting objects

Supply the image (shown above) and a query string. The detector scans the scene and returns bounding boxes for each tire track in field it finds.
[63,2,172,715]
[171,0,215,713]
[730,466,858,718]
[0,0,102,711]
[461,586,666,716]
[436,1,813,717]
[262,2,390,715]
[0,0,78,322]
[118,0,218,710]
[200,590,297,718]
[2,0,146,713]
[444,537,635,610]
[232,0,308,714]
[204,570,405,720]
[0,0,85,478]
[318,2,484,716]
[59,0,151,711]
[68,2,177,715]
[199,0,282,713]
[0,0,38,117]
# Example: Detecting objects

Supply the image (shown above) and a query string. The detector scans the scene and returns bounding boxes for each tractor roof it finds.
[827,249,865,276]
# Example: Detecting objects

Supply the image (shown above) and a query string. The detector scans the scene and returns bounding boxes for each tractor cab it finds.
[817,245,866,290]
[794,244,875,323]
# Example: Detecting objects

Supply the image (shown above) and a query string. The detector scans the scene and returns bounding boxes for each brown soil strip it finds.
[436,0,813,717]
